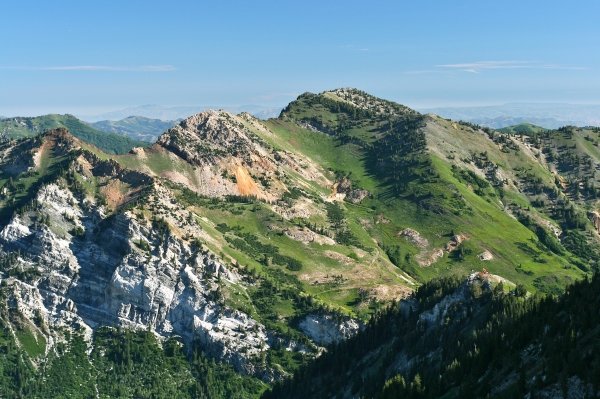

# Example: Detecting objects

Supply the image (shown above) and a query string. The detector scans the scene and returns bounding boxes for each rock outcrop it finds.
[298,313,361,346]
[284,226,335,245]
[478,250,494,261]
[156,110,259,166]
[333,177,370,204]
[399,228,429,248]
[589,210,600,234]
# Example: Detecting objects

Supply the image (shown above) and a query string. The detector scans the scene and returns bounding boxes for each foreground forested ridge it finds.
[0,324,266,398]
[3,271,597,398]
[265,272,600,398]
[0,88,600,396]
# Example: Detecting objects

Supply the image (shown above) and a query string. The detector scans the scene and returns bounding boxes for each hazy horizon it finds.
[2,1,600,116]
[5,98,600,122]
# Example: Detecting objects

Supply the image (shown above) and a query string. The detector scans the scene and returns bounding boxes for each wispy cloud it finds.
[436,60,586,73]
[0,65,176,72]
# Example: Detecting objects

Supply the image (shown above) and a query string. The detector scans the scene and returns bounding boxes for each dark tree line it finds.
[265,273,600,398]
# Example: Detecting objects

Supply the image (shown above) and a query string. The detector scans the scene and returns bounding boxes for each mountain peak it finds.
[282,88,418,121]
[177,109,235,129]
[323,88,418,115]
[44,126,71,136]
[157,109,253,165]
[153,109,282,199]
[42,127,81,147]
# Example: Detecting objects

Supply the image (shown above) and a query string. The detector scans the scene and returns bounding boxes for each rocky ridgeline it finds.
[152,110,331,201]
[327,88,418,116]
[155,110,284,200]
[156,110,260,166]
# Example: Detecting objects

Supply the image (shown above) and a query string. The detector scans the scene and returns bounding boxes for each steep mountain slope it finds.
[0,114,148,154]
[90,115,177,142]
[115,109,414,311]
[267,89,595,290]
[266,272,600,399]
[0,129,322,365]
[0,88,599,396]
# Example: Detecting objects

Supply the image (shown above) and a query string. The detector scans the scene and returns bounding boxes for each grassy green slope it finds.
[0,136,76,224]
[266,89,589,293]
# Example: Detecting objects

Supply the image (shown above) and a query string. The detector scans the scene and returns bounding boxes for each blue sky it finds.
[1,0,599,116]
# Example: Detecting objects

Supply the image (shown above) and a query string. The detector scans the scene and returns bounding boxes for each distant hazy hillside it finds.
[81,104,281,122]
[0,114,148,153]
[421,102,600,129]
[470,116,570,129]
[497,122,548,135]
[90,116,176,142]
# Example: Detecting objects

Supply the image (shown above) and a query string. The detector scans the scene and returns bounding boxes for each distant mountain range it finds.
[0,108,279,147]
[89,116,177,142]
[79,104,282,122]
[0,114,148,153]
[419,102,600,129]
[6,102,600,142]
[497,122,549,135]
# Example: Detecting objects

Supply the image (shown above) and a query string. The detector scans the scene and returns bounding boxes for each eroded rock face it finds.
[0,183,270,377]
[157,110,259,166]
[153,110,332,203]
